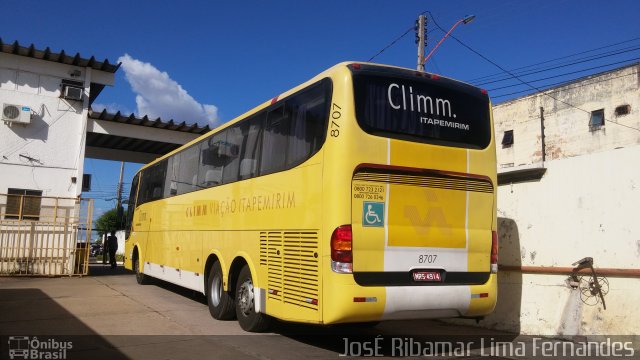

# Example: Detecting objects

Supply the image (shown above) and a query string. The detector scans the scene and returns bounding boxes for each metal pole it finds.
[116,161,124,209]
[116,161,124,227]
[540,106,546,164]
[416,15,426,71]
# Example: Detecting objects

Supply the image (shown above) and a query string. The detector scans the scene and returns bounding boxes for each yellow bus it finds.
[123,62,498,332]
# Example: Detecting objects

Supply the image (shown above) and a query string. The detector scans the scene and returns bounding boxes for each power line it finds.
[424,12,640,133]
[487,57,640,91]
[368,26,413,62]
[468,36,640,83]
[472,43,640,85]
[492,71,638,100]
[475,46,640,86]
[368,25,438,62]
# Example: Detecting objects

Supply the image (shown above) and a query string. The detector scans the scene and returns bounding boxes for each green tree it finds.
[95,207,124,235]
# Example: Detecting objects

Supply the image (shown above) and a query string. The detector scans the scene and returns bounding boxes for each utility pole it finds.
[416,14,427,71]
[103,161,125,265]
[116,161,125,227]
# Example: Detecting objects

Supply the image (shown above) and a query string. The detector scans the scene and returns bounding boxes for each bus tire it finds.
[133,254,150,285]
[235,265,271,332]
[207,261,236,320]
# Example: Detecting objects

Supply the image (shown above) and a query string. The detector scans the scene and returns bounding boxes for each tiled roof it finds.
[0,38,120,73]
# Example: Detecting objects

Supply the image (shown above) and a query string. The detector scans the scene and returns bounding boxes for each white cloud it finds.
[117,54,219,126]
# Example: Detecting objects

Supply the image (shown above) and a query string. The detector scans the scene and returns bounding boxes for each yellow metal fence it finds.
[0,194,93,276]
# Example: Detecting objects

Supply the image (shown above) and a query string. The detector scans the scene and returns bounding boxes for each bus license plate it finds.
[413,271,442,282]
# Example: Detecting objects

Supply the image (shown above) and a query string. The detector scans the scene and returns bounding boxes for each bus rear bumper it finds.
[381,285,474,321]
[323,274,497,324]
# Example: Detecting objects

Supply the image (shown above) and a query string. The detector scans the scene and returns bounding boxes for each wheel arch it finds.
[203,251,225,290]
[131,243,141,261]
[228,253,257,296]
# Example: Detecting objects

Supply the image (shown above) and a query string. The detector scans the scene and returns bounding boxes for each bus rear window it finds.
[353,72,491,149]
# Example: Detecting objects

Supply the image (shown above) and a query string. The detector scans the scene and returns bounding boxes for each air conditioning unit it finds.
[2,104,31,124]
[63,85,83,101]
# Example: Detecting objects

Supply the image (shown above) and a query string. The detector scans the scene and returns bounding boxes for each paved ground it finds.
[0,262,522,359]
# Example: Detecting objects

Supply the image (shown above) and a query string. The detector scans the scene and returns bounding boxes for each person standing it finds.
[107,230,118,269]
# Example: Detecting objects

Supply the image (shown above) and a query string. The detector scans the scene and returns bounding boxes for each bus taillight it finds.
[491,231,498,273]
[331,225,353,273]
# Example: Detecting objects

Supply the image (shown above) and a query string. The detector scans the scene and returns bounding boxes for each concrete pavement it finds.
[0,262,533,359]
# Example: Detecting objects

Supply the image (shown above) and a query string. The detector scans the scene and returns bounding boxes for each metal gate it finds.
[0,194,93,276]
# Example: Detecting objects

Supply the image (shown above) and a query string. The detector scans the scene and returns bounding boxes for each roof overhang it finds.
[0,38,119,106]
[0,38,120,73]
[86,110,211,163]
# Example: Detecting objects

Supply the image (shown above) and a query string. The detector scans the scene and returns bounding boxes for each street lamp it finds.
[423,15,476,67]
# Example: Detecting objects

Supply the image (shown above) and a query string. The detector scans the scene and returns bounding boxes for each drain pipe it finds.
[540,106,546,164]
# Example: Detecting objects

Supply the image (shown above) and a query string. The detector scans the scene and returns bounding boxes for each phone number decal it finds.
[353,183,385,201]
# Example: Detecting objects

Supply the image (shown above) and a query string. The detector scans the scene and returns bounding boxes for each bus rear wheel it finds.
[235,265,271,332]
[207,260,235,320]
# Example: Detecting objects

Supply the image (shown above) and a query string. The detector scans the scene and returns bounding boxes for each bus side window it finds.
[164,156,179,197]
[125,173,139,239]
[176,143,201,194]
[222,125,242,184]
[138,160,167,204]
[261,105,290,175]
[239,114,263,180]
[286,84,328,167]
[199,130,228,188]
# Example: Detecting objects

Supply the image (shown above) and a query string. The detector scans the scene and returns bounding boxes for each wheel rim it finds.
[238,278,254,317]
[210,273,222,307]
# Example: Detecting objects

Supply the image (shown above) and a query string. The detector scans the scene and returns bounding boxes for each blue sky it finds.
[3,0,639,222]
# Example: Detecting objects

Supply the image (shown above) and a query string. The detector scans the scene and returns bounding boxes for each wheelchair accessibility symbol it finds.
[362,202,384,227]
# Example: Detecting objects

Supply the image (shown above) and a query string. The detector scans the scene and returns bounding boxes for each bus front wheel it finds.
[207,260,236,320]
[133,253,150,285]
[235,265,271,332]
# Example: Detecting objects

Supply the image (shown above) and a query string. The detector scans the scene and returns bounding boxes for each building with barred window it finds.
[0,40,208,275]
[482,63,640,335]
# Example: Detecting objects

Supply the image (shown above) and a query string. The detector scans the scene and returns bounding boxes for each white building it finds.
[0,40,208,275]
[0,42,117,199]
[480,63,640,335]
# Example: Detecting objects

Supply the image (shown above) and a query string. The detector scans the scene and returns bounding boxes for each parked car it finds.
[90,243,103,257]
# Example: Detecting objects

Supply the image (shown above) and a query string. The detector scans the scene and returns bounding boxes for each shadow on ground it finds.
[0,288,129,359]
[269,318,518,356]
[88,261,132,277]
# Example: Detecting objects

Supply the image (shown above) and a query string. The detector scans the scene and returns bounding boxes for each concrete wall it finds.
[472,64,640,335]
[494,64,640,169]
[0,53,112,198]
[481,146,640,335]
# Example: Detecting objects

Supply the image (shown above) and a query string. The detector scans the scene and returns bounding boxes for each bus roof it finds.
[135,62,483,173]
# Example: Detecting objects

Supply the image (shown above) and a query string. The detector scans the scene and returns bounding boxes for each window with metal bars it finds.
[5,188,42,220]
